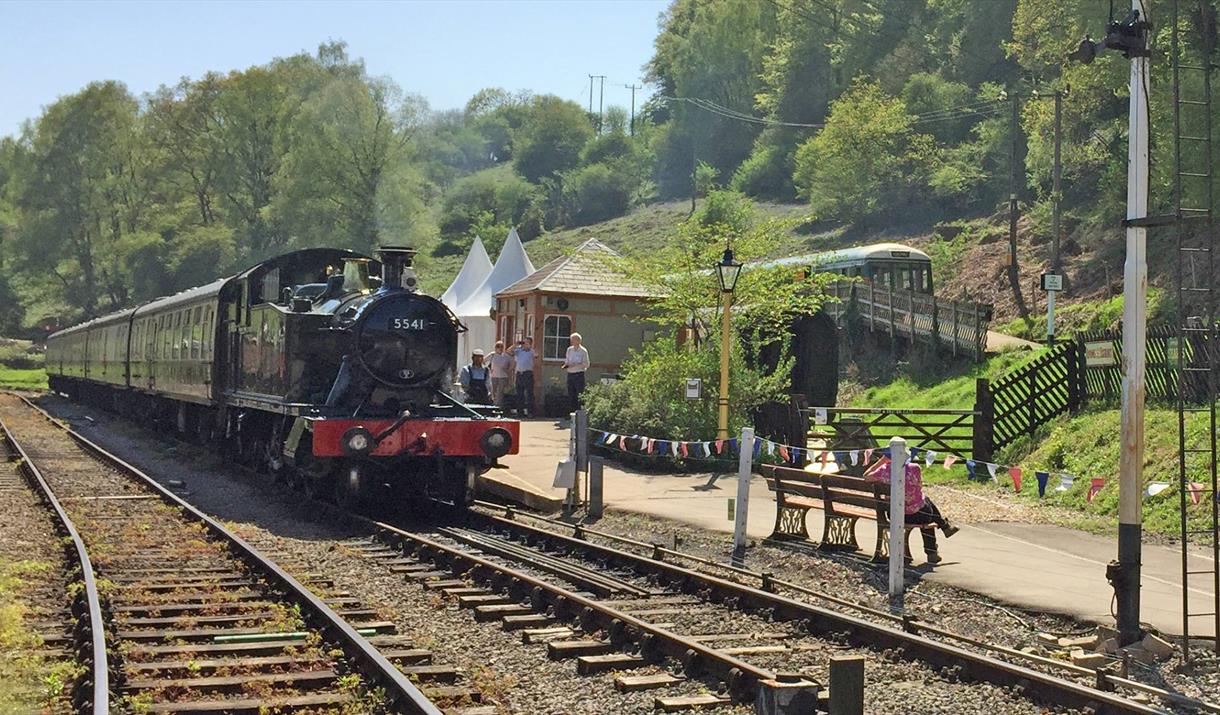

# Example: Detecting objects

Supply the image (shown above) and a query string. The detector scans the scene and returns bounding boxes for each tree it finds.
[793,80,936,222]
[512,96,594,183]
[275,76,424,253]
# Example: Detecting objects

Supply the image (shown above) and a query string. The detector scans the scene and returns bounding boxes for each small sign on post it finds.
[888,436,908,612]
[684,378,702,400]
[732,427,755,559]
[1040,273,1064,291]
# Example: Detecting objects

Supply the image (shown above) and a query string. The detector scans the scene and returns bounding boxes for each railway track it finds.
[319,502,1200,715]
[0,392,451,715]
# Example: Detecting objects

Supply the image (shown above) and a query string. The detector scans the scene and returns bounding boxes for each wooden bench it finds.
[760,463,936,563]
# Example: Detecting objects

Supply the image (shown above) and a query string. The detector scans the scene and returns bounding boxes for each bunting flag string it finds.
[585,428,1087,502]
[1087,477,1105,503]
[1188,482,1205,506]
[1144,481,1171,498]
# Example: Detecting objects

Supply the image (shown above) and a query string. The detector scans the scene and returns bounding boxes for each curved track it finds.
[0,392,443,714]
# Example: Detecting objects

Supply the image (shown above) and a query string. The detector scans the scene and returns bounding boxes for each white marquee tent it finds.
[449,228,535,368]
[440,236,491,309]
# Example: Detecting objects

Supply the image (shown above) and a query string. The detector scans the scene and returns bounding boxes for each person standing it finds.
[458,349,491,404]
[511,337,536,417]
[563,332,590,413]
[864,455,959,563]
[488,340,515,407]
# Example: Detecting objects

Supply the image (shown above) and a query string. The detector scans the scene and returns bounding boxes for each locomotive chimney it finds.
[376,246,418,292]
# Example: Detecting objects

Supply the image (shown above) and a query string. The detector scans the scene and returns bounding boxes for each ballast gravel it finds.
[28,393,1215,714]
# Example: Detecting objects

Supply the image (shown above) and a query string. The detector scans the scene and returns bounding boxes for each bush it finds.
[558,161,636,226]
[438,170,536,239]
[694,190,756,237]
[731,142,795,200]
[513,96,595,183]
[583,337,787,441]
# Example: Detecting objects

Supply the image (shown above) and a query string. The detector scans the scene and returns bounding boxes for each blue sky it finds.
[0,0,668,138]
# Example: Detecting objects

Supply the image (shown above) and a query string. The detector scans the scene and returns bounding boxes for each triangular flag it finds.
[752,439,762,458]
[1188,482,1205,505]
[834,451,847,466]
[850,450,860,466]
[925,450,937,467]
[864,448,874,464]
[1087,477,1105,503]
[778,445,790,462]
[715,439,725,454]
[1035,471,1049,497]
[766,440,776,456]
[1056,474,1075,493]
[1144,482,1171,498]
[645,438,654,454]
[679,442,689,458]
[944,454,958,470]
[619,436,627,450]
[965,460,977,480]
[986,463,998,482]
[791,447,802,464]
[703,442,712,457]
[820,450,830,468]
[1009,467,1022,493]
[910,447,920,462]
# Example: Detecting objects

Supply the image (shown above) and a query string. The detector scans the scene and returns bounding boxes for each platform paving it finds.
[495,420,1216,639]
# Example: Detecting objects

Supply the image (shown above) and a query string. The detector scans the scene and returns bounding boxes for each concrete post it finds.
[588,457,604,518]
[732,427,755,559]
[829,655,865,715]
[888,436,908,612]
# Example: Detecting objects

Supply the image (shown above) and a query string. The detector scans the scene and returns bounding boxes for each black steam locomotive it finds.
[45,247,518,508]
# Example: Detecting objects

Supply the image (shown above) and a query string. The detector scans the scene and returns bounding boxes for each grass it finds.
[0,560,74,713]
[0,367,47,390]
[843,343,1215,541]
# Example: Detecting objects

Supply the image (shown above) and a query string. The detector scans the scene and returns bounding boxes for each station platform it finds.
[493,420,1217,639]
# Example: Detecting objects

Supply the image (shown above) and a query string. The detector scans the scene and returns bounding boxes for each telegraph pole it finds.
[1047,90,1064,344]
[588,75,595,115]
[1008,91,1031,320]
[597,75,606,131]
[625,83,641,135]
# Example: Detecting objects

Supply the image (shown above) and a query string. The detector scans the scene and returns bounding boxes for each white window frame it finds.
[542,314,572,361]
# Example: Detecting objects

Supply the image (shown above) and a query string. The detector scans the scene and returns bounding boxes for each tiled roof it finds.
[496,239,657,298]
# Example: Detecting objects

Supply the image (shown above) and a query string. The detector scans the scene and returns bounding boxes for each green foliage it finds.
[584,335,787,440]
[731,137,796,200]
[693,189,756,236]
[557,161,637,227]
[512,96,595,183]
[793,80,937,222]
[438,168,536,241]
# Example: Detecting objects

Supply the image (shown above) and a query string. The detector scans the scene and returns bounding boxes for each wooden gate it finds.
[806,398,991,462]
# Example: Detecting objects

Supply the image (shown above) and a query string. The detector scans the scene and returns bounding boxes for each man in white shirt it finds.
[562,332,590,413]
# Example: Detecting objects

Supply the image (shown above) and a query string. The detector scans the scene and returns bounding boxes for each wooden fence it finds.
[1077,325,1216,403]
[988,342,1082,452]
[824,279,992,361]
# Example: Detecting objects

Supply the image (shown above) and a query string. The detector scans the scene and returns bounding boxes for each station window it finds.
[542,315,572,360]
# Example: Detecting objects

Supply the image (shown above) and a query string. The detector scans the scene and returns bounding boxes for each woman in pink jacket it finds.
[864,456,959,563]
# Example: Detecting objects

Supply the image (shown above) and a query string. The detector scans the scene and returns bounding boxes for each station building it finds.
[494,239,660,415]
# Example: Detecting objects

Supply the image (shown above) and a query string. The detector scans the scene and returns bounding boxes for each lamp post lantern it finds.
[716,248,743,440]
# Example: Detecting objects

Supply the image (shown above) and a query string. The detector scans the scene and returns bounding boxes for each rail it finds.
[9,393,444,715]
[824,279,991,361]
[470,502,1192,715]
[0,419,108,714]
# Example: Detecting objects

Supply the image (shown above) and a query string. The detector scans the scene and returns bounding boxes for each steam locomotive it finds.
[44,247,519,508]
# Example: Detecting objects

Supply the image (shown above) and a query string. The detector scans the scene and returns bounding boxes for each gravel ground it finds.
[556,508,1220,710]
[0,436,75,713]
[24,392,1217,714]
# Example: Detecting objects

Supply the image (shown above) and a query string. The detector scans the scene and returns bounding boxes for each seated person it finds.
[864,454,959,563]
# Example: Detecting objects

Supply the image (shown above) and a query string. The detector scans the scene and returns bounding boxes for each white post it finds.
[888,436,908,610]
[732,427,755,557]
[1116,13,1149,645]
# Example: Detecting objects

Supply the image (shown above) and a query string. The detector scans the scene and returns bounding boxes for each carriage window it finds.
[202,309,212,359]
[543,315,572,360]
